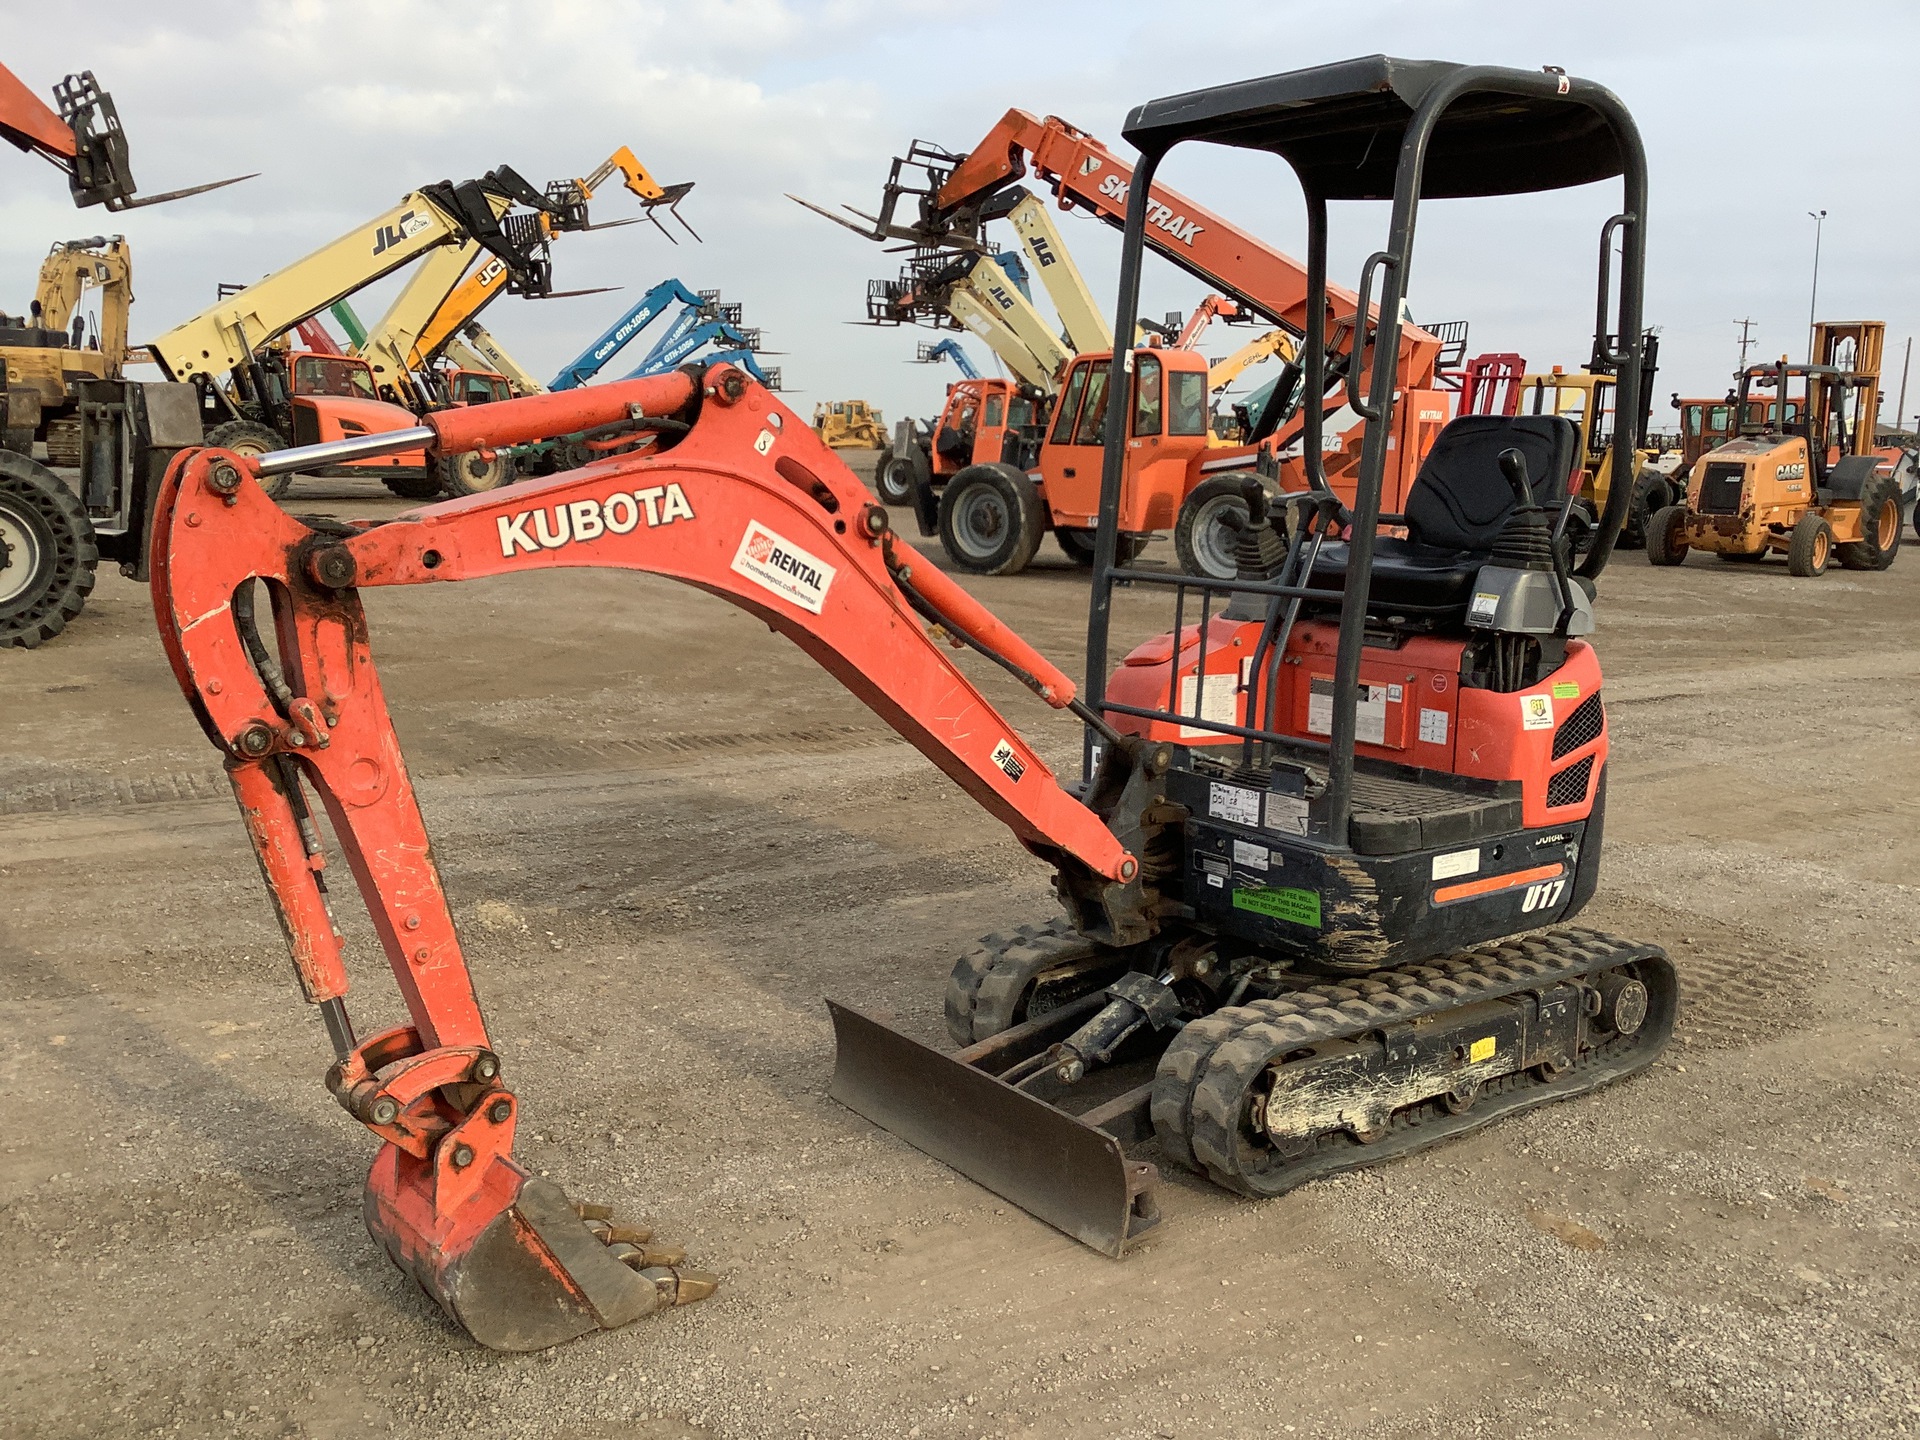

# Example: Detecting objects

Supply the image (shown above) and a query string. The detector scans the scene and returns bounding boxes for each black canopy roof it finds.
[1121,56,1626,201]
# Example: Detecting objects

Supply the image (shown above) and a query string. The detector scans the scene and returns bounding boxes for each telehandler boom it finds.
[146,57,1673,1359]
[0,59,251,210]
[802,107,1458,579]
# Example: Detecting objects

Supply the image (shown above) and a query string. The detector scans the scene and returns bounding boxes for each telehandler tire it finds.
[1645,504,1689,566]
[382,472,444,500]
[1053,527,1147,567]
[1620,470,1669,550]
[0,450,97,649]
[1175,471,1283,581]
[439,449,517,497]
[937,462,1046,575]
[1787,512,1833,576]
[202,420,294,500]
[1835,472,1901,571]
[875,446,920,507]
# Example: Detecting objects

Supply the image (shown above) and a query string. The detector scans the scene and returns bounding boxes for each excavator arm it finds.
[149,364,1147,1351]
[30,235,132,365]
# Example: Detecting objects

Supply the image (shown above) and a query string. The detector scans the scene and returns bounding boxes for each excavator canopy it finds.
[1121,54,1629,199]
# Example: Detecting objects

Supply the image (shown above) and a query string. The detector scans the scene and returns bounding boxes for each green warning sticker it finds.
[1551,682,1581,700]
[1232,886,1323,928]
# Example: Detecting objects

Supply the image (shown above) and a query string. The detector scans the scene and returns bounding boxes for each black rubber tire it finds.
[202,419,293,500]
[936,462,1046,575]
[1645,504,1689,566]
[875,446,918,506]
[1175,472,1279,580]
[1619,470,1669,551]
[382,472,444,500]
[1835,471,1902,571]
[0,450,97,649]
[1787,512,1832,577]
[1054,527,1148,566]
[438,449,516,497]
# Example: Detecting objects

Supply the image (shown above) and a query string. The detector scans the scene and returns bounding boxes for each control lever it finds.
[1497,447,1581,634]
[1497,446,1536,507]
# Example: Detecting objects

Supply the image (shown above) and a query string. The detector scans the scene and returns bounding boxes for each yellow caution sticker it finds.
[1552,681,1581,700]
[1468,1036,1497,1064]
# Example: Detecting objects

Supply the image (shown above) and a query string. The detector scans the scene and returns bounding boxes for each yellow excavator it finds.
[1,235,131,463]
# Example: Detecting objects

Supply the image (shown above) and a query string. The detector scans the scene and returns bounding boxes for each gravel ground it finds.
[3,454,1918,1438]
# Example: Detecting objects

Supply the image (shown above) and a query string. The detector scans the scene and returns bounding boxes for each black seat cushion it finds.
[1307,536,1483,611]
[1303,414,1579,616]
[1403,414,1577,549]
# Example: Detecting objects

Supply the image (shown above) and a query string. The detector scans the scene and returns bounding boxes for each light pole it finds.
[1806,209,1827,362]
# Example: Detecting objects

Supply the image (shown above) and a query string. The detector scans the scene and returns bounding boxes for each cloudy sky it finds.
[5,1,1917,426]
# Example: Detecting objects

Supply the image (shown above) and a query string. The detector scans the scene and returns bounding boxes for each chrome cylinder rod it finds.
[250,425,437,478]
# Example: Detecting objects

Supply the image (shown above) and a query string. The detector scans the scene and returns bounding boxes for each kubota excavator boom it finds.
[148,363,1140,1350]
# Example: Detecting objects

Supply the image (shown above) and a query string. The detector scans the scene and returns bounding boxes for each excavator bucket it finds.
[363,1147,712,1352]
[827,1001,1161,1257]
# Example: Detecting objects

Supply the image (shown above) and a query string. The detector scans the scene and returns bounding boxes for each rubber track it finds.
[943,916,1082,1046]
[1153,927,1663,1192]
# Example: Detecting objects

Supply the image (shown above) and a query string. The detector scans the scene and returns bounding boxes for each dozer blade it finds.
[364,1148,714,1352]
[827,1001,1159,1257]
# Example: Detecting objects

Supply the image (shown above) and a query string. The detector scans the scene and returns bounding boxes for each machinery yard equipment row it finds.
[1649,322,1906,575]
[148,57,1673,1352]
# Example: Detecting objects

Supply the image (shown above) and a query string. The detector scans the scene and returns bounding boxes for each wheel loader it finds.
[1647,322,1903,575]
[145,56,1672,1354]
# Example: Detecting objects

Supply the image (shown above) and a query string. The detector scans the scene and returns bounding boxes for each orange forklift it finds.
[1648,322,1902,575]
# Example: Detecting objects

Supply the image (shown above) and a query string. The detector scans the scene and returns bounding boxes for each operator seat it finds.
[1305,413,1578,620]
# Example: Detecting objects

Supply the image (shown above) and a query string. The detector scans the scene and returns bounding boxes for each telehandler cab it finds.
[148,56,1671,1354]
[1648,321,1904,575]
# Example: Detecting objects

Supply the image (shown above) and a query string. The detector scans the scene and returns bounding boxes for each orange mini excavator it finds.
[150,57,1674,1352]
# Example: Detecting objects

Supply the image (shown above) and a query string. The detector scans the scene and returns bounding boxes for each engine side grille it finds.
[1697,461,1747,516]
[1551,691,1605,760]
[1545,756,1595,809]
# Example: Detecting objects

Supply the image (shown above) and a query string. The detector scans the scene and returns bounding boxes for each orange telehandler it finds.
[146,57,1671,1354]
[803,109,1456,579]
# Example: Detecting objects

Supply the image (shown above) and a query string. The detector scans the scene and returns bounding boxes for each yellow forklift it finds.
[1647,322,1901,576]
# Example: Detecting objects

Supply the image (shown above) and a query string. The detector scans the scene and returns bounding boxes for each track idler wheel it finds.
[363,1146,715,1352]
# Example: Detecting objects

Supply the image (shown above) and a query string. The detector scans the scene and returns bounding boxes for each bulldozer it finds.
[812,398,886,447]
[1647,321,1903,575]
[146,57,1672,1353]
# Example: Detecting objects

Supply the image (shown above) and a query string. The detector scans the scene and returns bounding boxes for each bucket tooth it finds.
[363,1149,715,1352]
